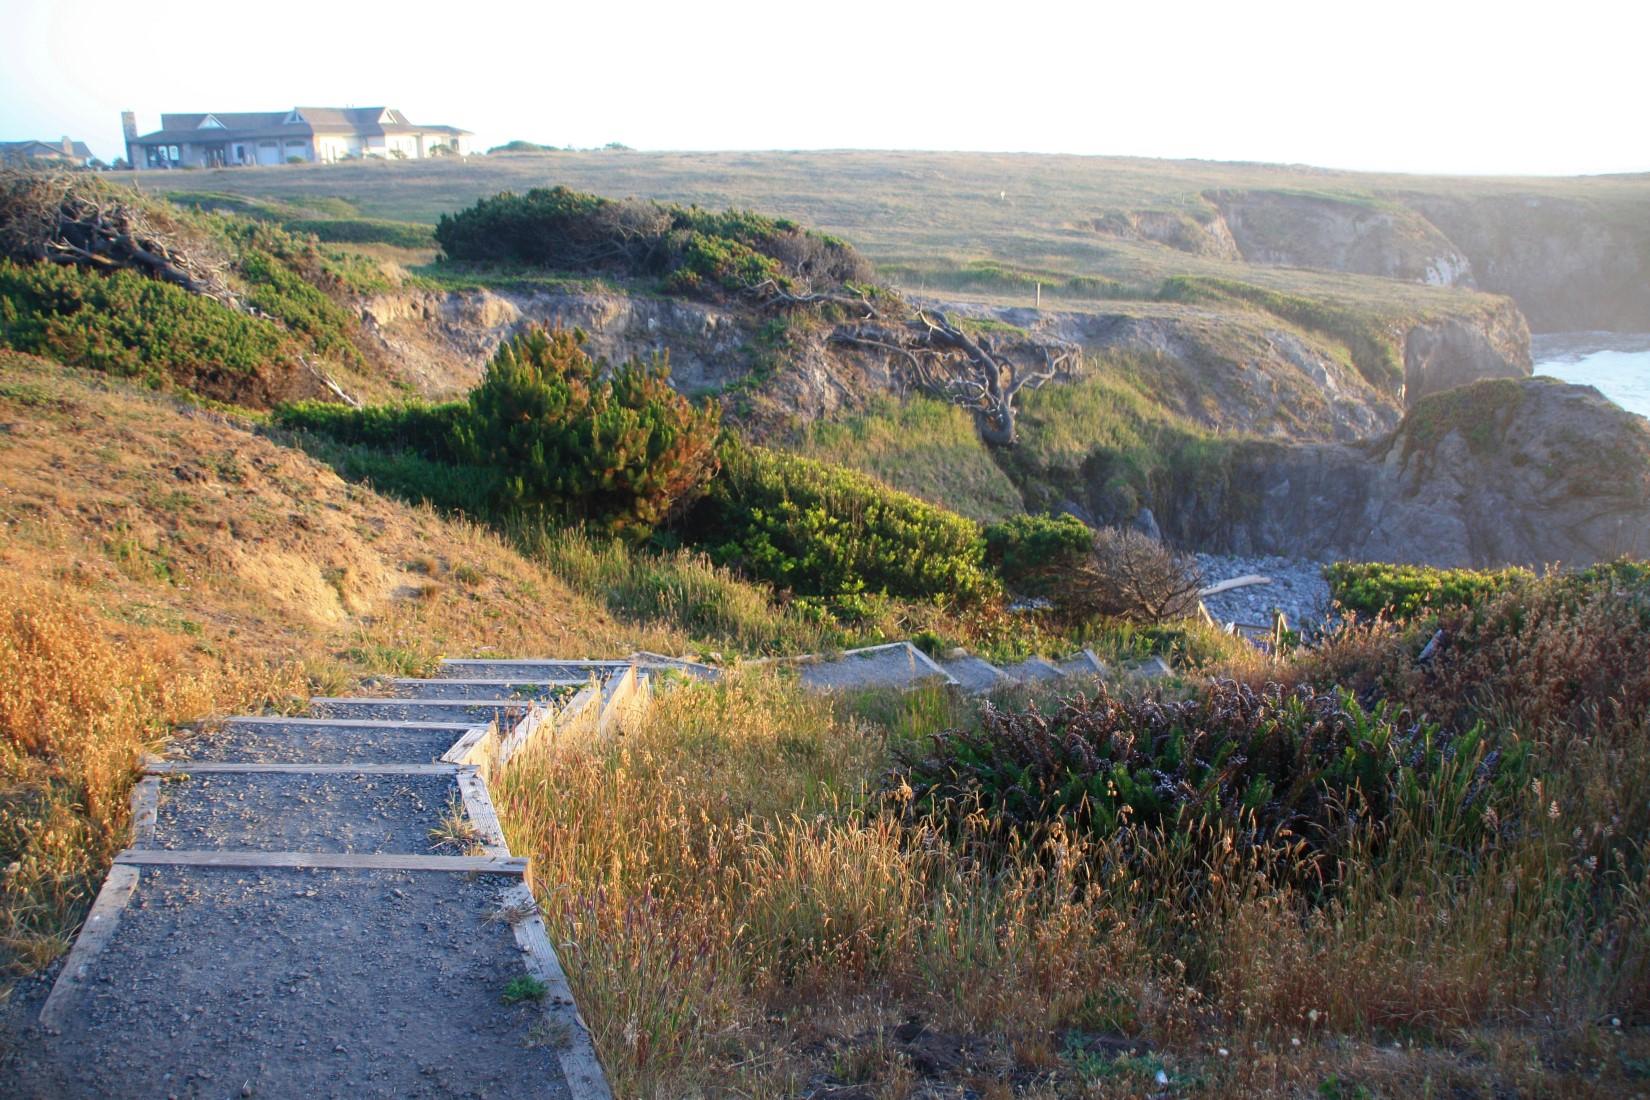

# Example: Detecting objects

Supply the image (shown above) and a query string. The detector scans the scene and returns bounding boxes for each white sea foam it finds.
[1532,333,1650,419]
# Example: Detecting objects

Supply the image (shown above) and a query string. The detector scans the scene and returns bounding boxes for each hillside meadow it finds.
[3,173,1647,1098]
[128,150,1573,316]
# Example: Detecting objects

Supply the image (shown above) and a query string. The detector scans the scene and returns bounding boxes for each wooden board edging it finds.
[145,762,464,776]
[223,716,474,730]
[499,882,614,1100]
[113,849,527,874]
[38,865,140,1029]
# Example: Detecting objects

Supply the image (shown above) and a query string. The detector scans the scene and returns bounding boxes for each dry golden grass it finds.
[0,352,681,670]
[493,651,1649,1098]
[0,573,304,978]
[0,351,686,985]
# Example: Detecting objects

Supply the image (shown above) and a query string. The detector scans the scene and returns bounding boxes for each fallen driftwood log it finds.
[1198,574,1273,598]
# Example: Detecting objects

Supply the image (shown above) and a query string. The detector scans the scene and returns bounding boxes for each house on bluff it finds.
[122,107,471,169]
[0,138,97,168]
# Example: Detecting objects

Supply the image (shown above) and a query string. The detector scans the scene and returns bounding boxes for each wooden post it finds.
[1035,281,1042,311]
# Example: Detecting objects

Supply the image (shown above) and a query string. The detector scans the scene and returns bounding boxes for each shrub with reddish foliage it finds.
[890,680,1521,886]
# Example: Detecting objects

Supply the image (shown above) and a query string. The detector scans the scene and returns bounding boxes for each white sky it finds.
[1,0,1642,175]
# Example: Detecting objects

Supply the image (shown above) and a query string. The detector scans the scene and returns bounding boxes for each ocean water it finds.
[1531,333,1650,419]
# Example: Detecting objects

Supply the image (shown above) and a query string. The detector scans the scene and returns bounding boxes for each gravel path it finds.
[383,680,578,701]
[173,719,470,765]
[5,662,613,1099]
[796,644,953,692]
[307,699,527,724]
[153,772,464,854]
[8,867,572,1099]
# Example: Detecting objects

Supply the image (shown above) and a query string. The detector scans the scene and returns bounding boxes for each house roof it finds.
[0,139,95,160]
[132,106,471,145]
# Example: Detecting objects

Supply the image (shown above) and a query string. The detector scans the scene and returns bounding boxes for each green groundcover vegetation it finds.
[433,186,873,294]
[277,334,1003,614]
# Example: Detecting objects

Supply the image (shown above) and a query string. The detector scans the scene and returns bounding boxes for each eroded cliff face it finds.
[1084,206,1242,260]
[1403,301,1532,402]
[1119,186,1650,333]
[1153,379,1650,567]
[362,281,1534,450]
[359,285,902,425]
[360,287,749,398]
[1398,192,1650,332]
[1207,189,1476,287]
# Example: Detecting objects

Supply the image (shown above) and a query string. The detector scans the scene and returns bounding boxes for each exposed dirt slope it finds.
[0,351,679,679]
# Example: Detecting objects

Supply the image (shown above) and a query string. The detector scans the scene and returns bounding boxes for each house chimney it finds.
[121,111,137,168]
[61,135,74,157]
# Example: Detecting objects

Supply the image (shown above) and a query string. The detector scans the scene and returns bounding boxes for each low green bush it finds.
[685,443,997,606]
[1324,561,1530,620]
[217,222,367,369]
[983,513,1092,591]
[433,186,872,295]
[274,399,469,461]
[0,259,293,395]
[303,442,502,516]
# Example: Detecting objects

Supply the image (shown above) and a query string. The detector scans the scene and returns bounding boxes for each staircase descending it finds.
[18,642,1157,1096]
[17,658,656,1100]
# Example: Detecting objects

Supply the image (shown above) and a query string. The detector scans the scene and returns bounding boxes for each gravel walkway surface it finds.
[173,719,469,765]
[5,661,612,1099]
[153,772,464,854]
[796,644,952,692]
[8,867,572,1099]
[383,680,578,701]
[307,699,527,724]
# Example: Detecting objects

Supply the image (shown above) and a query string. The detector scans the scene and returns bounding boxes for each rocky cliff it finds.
[1126,186,1650,333]
[360,285,902,425]
[1153,379,1650,567]
[1207,189,1475,287]
[1396,191,1650,332]
[366,277,1540,444]
[1402,301,1532,402]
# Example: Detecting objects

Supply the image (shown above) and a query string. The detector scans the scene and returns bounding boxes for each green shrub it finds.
[0,259,293,396]
[274,399,469,461]
[305,442,502,516]
[459,326,720,536]
[983,513,1092,591]
[220,222,366,369]
[432,186,871,294]
[487,140,562,154]
[1324,561,1530,621]
[686,444,996,606]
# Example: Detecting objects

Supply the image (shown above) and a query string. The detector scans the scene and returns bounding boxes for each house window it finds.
[199,115,224,129]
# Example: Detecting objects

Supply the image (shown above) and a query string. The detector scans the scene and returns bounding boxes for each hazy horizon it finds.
[2,0,1643,177]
